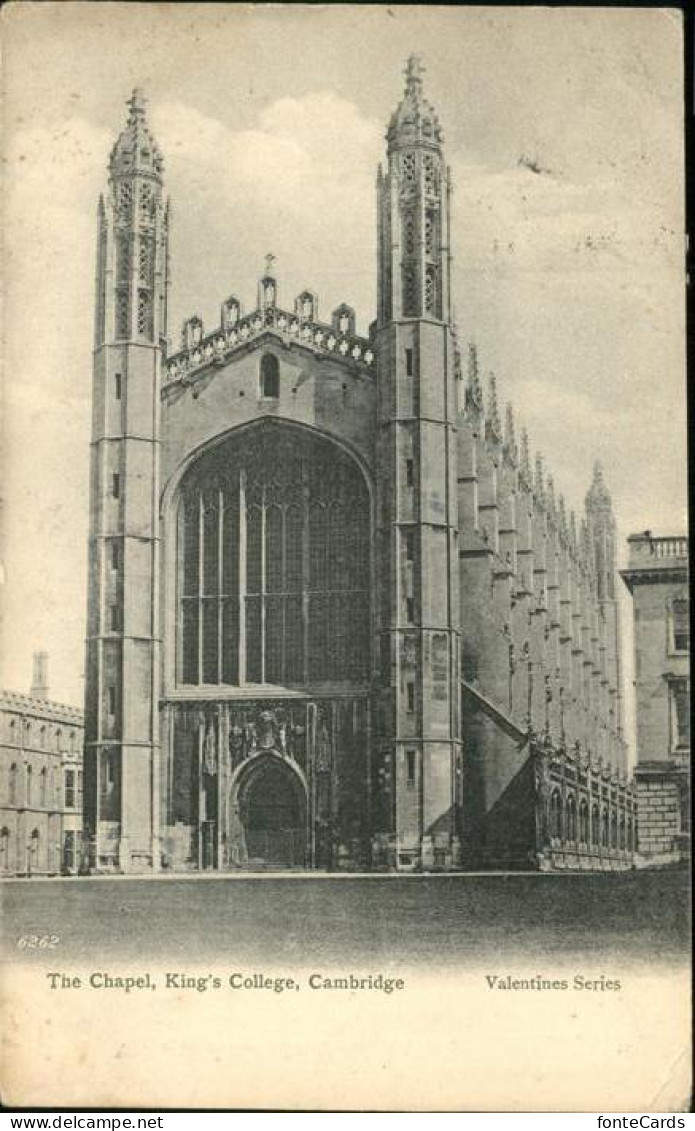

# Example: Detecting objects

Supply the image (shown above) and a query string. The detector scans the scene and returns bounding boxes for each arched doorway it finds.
[233,755,307,868]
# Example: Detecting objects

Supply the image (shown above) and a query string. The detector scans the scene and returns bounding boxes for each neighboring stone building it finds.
[0,654,84,876]
[83,59,635,874]
[621,533,690,865]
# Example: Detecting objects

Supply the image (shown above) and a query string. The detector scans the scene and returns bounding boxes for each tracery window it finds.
[115,292,129,340]
[424,211,436,256]
[116,181,132,221]
[423,154,439,196]
[425,264,438,316]
[138,238,152,284]
[401,152,416,188]
[579,799,589,845]
[549,790,561,840]
[178,425,370,688]
[591,804,600,846]
[139,182,153,225]
[137,291,152,338]
[403,211,416,256]
[402,265,418,317]
[116,233,130,283]
[566,794,577,842]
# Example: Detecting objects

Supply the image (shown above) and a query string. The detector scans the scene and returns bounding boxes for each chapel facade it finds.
[83,59,636,874]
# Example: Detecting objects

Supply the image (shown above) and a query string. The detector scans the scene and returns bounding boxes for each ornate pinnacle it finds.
[569,510,578,550]
[586,458,612,511]
[558,494,567,537]
[520,428,532,485]
[534,453,545,504]
[504,402,518,463]
[546,474,556,514]
[465,343,484,418]
[486,373,502,444]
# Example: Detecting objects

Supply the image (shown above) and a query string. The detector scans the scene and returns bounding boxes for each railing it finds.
[165,306,375,387]
[650,536,688,559]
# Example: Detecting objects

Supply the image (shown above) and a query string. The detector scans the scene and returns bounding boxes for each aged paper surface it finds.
[1,2,690,1112]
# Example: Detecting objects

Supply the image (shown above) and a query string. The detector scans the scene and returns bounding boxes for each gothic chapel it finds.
[84,59,637,873]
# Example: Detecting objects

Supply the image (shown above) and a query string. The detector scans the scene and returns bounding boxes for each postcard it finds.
[0,3,690,1112]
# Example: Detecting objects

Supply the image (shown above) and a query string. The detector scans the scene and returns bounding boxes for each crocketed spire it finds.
[585,460,613,512]
[109,88,163,181]
[387,55,443,151]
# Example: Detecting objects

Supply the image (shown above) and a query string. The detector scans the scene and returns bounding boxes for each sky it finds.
[1,4,687,730]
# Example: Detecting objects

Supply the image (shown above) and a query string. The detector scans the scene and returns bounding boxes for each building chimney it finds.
[30,651,49,700]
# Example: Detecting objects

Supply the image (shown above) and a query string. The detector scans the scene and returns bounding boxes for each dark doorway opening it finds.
[241,758,306,868]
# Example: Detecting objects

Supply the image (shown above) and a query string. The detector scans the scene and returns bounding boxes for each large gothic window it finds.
[178,424,370,687]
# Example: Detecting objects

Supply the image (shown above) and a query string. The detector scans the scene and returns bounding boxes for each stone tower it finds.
[83,90,169,871]
[374,57,461,869]
[585,461,624,770]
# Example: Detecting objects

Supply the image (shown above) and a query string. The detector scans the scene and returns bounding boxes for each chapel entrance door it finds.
[241,756,306,868]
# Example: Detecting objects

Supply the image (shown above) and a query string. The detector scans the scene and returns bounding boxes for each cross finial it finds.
[264,252,276,276]
[404,54,425,93]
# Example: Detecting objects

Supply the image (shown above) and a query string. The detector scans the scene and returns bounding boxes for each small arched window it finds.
[579,800,589,845]
[601,810,609,848]
[0,828,9,871]
[25,765,33,806]
[260,354,279,399]
[566,795,577,842]
[550,791,562,840]
[9,765,17,805]
[40,767,47,807]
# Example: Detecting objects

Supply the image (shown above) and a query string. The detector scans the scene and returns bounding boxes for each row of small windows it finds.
[5,719,80,751]
[548,792,634,851]
[4,764,82,809]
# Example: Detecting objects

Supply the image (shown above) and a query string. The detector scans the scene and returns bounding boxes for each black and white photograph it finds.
[0,3,690,1113]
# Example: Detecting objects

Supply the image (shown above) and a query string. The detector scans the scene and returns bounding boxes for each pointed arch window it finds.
[178,426,370,689]
[579,799,589,845]
[549,790,562,840]
[260,354,280,399]
[9,764,17,806]
[425,264,438,316]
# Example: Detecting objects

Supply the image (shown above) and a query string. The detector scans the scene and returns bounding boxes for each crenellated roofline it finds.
[164,294,375,392]
[460,338,618,591]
